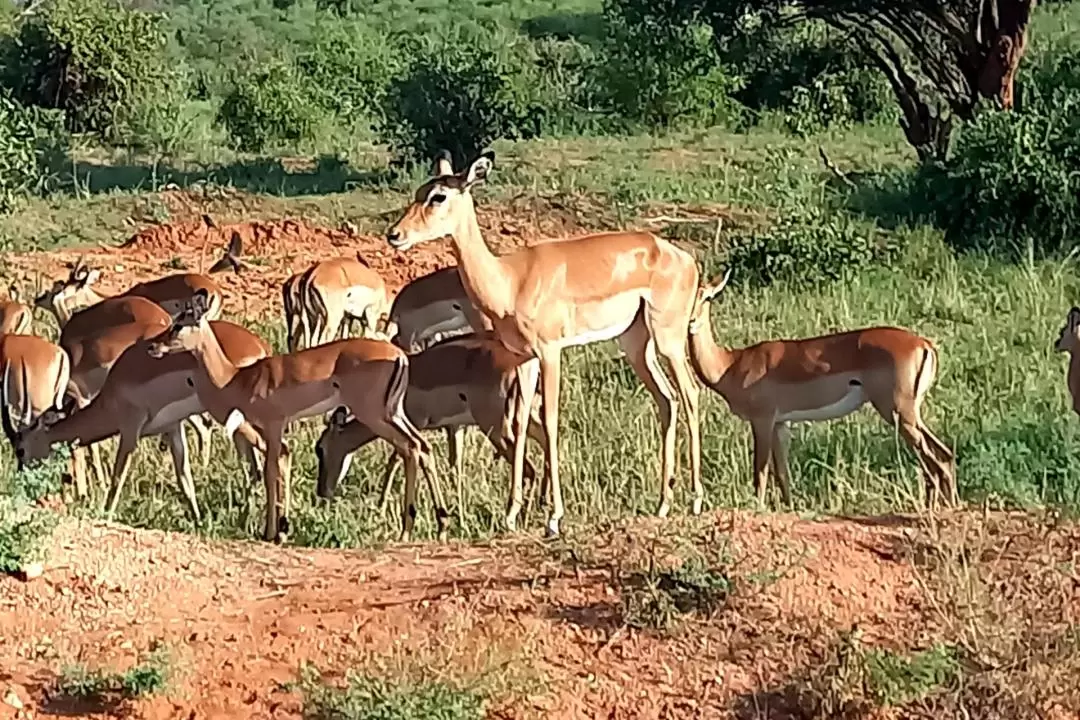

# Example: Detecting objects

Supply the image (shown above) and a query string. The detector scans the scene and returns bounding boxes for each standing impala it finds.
[282,269,310,354]
[4,320,272,521]
[387,150,702,537]
[315,333,547,515]
[1,284,32,335]
[688,270,957,509]
[1054,307,1080,417]
[301,255,391,348]
[145,289,445,543]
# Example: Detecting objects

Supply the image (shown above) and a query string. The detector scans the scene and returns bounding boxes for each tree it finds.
[635,0,1036,161]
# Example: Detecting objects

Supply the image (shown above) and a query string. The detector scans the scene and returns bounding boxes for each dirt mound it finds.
[5,218,455,321]
[5,511,1073,719]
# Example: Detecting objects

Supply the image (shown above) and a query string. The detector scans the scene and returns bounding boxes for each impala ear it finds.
[184,288,211,324]
[432,149,454,177]
[701,268,733,303]
[463,150,494,188]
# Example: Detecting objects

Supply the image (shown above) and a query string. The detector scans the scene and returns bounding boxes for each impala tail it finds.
[0,362,18,451]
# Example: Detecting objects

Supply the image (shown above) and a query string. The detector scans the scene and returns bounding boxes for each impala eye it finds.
[429,193,446,206]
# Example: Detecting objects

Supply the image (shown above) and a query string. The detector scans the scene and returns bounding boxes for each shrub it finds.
[912,48,1080,259]
[218,58,325,153]
[0,92,67,212]
[721,206,900,288]
[596,0,742,130]
[295,19,402,129]
[379,33,545,168]
[0,0,175,140]
[0,447,67,574]
[302,668,485,720]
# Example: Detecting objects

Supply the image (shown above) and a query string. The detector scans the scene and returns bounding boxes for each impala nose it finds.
[386,228,403,248]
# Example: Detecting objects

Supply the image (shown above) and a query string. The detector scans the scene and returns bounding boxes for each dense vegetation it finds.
[2,0,1080,551]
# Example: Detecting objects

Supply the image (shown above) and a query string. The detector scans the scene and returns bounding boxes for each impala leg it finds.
[538,349,565,537]
[104,432,140,519]
[188,413,214,468]
[70,447,89,499]
[771,422,793,507]
[233,432,262,485]
[378,450,401,512]
[618,322,676,517]
[660,350,702,514]
[507,359,540,533]
[261,423,286,542]
[166,424,201,522]
[446,425,465,529]
[750,421,774,507]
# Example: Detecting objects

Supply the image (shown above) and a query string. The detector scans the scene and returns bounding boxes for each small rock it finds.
[18,563,43,582]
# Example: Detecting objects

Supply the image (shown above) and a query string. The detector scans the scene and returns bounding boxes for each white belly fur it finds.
[777,385,867,423]
[144,395,205,436]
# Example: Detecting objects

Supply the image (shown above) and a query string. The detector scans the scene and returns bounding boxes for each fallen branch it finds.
[818,146,857,189]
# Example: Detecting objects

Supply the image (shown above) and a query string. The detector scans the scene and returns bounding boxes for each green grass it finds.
[2,120,1079,547]
[56,646,172,703]
[300,669,486,720]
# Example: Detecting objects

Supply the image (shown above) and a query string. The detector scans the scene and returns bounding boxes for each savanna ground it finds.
[2,0,1080,717]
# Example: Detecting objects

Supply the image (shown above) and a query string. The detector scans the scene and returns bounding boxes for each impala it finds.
[1054,307,1080,417]
[282,269,310,354]
[387,150,702,537]
[1,284,32,335]
[301,255,391,348]
[315,333,547,515]
[3,319,272,521]
[386,266,488,353]
[145,289,444,543]
[688,269,957,509]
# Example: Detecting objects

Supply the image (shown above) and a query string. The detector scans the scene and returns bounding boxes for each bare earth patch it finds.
[1,510,1076,719]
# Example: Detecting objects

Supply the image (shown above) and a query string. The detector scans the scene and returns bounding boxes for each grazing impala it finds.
[1054,307,1080,417]
[301,255,391,347]
[688,269,957,509]
[1,284,32,335]
[3,320,272,521]
[315,333,547,513]
[386,266,488,353]
[145,289,444,543]
[387,150,702,537]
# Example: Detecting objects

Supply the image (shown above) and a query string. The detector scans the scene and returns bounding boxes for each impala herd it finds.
[11,147,1071,546]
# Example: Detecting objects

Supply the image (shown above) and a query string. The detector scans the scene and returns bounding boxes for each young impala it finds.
[145,289,444,543]
[387,150,702,537]
[1054,307,1080,417]
[1,284,32,335]
[688,269,957,509]
[3,320,272,521]
[301,255,391,348]
[315,333,547,514]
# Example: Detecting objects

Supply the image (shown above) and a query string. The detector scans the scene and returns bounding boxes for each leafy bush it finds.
[596,0,742,130]
[302,668,485,720]
[0,0,175,139]
[912,48,1080,259]
[218,58,325,152]
[0,92,67,212]
[380,33,545,168]
[0,447,67,573]
[295,19,402,129]
[57,647,172,701]
[721,206,899,287]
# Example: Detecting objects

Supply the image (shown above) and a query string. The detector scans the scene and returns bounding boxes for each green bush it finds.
[379,33,545,168]
[912,48,1080,259]
[302,668,485,720]
[721,206,899,288]
[218,58,325,152]
[0,0,175,140]
[596,0,742,130]
[0,91,66,212]
[0,447,67,574]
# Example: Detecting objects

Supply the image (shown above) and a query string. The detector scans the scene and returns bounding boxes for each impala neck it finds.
[39,397,117,450]
[450,197,514,318]
[688,307,735,387]
[189,324,240,390]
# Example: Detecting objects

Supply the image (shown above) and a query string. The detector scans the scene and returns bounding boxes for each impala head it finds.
[146,288,212,358]
[1055,307,1080,354]
[688,268,732,335]
[386,150,494,251]
[315,406,355,499]
[34,258,101,312]
[0,364,63,468]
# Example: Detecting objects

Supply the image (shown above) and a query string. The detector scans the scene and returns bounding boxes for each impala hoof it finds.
[656,502,671,519]
[692,497,704,515]
[544,517,561,538]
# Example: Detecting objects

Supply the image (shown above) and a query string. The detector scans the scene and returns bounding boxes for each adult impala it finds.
[315,333,547,515]
[146,289,445,543]
[387,150,702,536]
[1,284,32,335]
[4,319,272,521]
[386,266,487,353]
[688,269,957,509]
[301,255,391,348]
